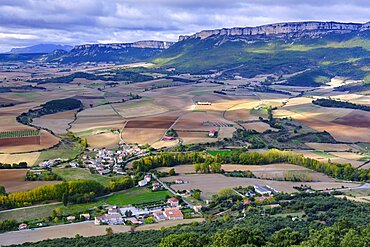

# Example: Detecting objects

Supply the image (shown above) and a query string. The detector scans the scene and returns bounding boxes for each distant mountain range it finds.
[9,44,73,54]
[2,21,370,87]
[45,40,174,63]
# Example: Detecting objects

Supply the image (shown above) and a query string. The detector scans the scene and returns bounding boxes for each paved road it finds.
[336,183,370,191]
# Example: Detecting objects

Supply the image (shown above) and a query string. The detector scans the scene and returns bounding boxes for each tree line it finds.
[0,176,135,209]
[17,98,82,125]
[133,149,370,181]
[0,162,27,169]
[313,98,370,111]
[133,152,205,172]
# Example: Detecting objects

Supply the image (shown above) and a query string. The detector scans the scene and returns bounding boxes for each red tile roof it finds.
[164,207,183,218]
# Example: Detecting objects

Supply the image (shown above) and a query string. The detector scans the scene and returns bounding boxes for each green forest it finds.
[17,98,82,125]
[31,70,154,84]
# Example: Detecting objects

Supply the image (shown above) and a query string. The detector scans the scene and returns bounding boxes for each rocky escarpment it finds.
[179,21,370,41]
[72,40,174,51]
[47,40,174,63]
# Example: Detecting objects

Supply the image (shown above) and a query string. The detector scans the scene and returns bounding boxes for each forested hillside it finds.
[11,193,370,247]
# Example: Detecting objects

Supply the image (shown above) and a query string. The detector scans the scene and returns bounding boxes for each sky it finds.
[0,0,369,52]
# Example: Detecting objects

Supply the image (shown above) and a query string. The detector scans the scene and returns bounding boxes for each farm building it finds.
[138,179,148,187]
[164,207,184,220]
[167,198,179,207]
[208,129,216,137]
[144,174,152,182]
[196,101,211,105]
[126,217,140,225]
[153,207,183,222]
[94,213,123,225]
[152,182,161,191]
[18,223,27,230]
[162,135,175,141]
[0,130,40,147]
[254,185,276,196]
[66,216,76,222]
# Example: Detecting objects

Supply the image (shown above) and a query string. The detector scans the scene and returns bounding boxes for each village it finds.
[82,144,148,175]
[94,197,184,226]
[36,144,148,176]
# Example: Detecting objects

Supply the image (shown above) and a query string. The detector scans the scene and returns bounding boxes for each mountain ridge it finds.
[9,44,73,54]
[49,40,174,63]
[179,21,370,41]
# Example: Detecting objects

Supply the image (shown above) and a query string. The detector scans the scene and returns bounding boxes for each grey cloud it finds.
[0,0,369,52]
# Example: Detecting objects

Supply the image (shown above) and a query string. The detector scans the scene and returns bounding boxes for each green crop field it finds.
[0,129,40,139]
[36,141,84,164]
[52,168,117,186]
[106,187,171,206]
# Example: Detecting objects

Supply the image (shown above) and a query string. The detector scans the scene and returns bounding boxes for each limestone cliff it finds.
[72,40,174,51]
[179,21,370,41]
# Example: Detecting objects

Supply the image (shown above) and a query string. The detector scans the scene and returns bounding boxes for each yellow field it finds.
[86,132,120,149]
[113,100,169,118]
[0,152,40,166]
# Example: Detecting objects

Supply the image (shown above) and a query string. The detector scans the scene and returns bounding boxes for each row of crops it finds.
[0,129,40,139]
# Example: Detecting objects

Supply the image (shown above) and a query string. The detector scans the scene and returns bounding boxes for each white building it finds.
[138,180,147,187]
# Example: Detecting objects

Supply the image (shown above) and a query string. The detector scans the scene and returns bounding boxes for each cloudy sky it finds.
[0,0,369,52]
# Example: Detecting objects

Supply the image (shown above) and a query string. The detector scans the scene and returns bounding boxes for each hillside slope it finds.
[154,21,370,81]
[48,40,174,63]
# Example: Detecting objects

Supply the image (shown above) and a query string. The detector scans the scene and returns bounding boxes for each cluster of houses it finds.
[94,198,183,226]
[138,174,152,187]
[39,158,66,168]
[82,145,147,176]
[242,185,277,205]
[18,213,91,231]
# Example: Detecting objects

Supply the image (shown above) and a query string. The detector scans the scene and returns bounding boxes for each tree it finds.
[194,163,201,173]
[62,194,68,206]
[210,162,221,173]
[193,190,201,200]
[269,227,304,247]
[0,186,6,196]
[340,227,370,247]
[0,219,18,233]
[159,233,209,247]
[267,106,273,122]
[144,217,154,224]
[212,228,265,247]
[218,188,235,198]
[55,208,63,217]
[169,168,176,176]
[106,227,113,236]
